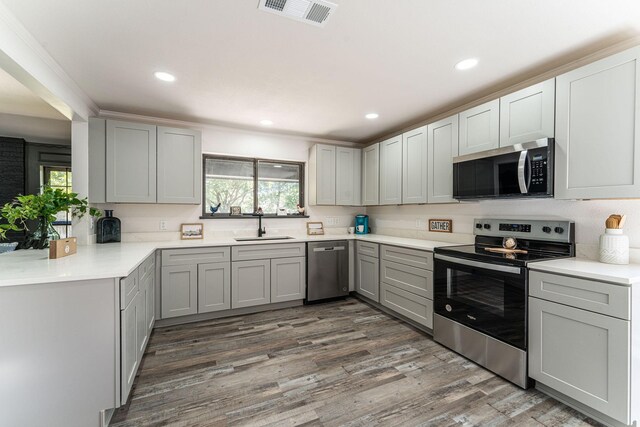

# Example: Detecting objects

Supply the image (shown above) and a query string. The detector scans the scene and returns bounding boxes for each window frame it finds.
[201,154,305,218]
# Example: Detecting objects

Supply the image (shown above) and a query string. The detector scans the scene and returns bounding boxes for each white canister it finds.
[599,228,629,265]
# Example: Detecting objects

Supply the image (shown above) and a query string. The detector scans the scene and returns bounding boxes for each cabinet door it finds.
[120,293,139,405]
[161,265,198,318]
[362,143,380,205]
[380,282,433,329]
[309,144,336,205]
[336,147,362,206]
[198,262,231,313]
[529,297,630,424]
[428,115,459,203]
[157,127,202,204]
[145,269,155,333]
[458,99,499,155]
[232,260,271,308]
[356,254,379,302]
[136,282,148,363]
[88,118,106,203]
[402,126,428,204]
[106,120,157,203]
[555,47,640,199]
[271,257,306,303]
[379,135,403,205]
[500,78,555,146]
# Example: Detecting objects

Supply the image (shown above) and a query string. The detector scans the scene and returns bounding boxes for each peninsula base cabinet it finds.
[528,270,638,426]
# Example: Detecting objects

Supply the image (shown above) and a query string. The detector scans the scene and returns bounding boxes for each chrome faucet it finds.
[257,214,266,237]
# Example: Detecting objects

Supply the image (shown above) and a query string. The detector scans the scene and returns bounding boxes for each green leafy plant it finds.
[0,186,101,247]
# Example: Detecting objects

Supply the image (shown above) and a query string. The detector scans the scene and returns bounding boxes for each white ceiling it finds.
[2,0,640,142]
[0,67,67,120]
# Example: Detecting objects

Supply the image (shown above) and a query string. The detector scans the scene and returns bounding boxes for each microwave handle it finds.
[518,150,529,193]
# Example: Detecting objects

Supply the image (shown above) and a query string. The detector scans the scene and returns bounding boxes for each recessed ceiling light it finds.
[260,119,273,126]
[154,71,176,82]
[273,165,282,168]
[455,58,478,71]
[365,113,379,120]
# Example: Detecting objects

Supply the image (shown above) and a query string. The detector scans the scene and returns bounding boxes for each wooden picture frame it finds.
[230,206,242,216]
[428,219,452,233]
[181,223,204,239]
[306,221,325,235]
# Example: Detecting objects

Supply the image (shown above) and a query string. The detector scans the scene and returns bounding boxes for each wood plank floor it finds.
[111,298,603,427]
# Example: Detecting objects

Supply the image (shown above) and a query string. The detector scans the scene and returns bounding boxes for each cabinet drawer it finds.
[381,260,433,299]
[138,253,155,281]
[380,282,433,329]
[356,241,379,258]
[232,243,305,261]
[529,271,630,320]
[162,247,230,266]
[381,245,433,270]
[120,271,139,309]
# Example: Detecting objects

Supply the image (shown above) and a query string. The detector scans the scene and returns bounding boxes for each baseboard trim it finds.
[155,300,303,327]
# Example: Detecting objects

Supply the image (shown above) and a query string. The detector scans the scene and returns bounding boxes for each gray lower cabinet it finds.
[136,277,148,362]
[161,265,198,318]
[356,253,379,302]
[271,257,306,303]
[379,245,434,329]
[120,290,139,405]
[198,262,231,313]
[145,269,155,332]
[529,296,630,424]
[232,259,271,308]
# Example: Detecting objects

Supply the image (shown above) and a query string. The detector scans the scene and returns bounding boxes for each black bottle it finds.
[96,210,121,243]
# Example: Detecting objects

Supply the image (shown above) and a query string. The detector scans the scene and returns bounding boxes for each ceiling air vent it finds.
[258,0,338,27]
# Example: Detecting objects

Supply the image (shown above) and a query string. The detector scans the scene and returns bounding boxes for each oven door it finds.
[434,254,527,350]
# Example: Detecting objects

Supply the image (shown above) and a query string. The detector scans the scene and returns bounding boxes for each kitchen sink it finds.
[234,236,295,242]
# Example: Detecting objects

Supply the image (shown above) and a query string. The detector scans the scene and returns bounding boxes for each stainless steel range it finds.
[433,218,575,388]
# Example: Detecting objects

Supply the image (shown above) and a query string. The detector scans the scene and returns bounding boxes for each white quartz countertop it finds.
[0,233,458,287]
[529,258,640,286]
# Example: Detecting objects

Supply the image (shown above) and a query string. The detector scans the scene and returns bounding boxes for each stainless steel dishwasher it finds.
[306,240,349,303]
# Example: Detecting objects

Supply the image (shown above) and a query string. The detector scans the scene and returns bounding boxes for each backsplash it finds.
[367,198,640,262]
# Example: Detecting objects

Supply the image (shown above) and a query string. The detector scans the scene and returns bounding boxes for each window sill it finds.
[199,214,310,220]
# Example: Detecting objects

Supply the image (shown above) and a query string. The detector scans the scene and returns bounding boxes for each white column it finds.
[71,119,93,245]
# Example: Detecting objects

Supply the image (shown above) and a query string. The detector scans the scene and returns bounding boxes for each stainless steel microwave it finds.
[453,138,554,200]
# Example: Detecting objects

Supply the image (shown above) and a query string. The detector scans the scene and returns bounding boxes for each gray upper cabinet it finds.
[309,144,336,205]
[555,46,640,199]
[106,120,157,203]
[402,126,428,204]
[499,78,555,147]
[157,126,202,204]
[198,262,231,313]
[335,147,362,206]
[428,115,459,204]
[88,118,106,203]
[362,143,380,205]
[379,135,403,205]
[458,99,500,155]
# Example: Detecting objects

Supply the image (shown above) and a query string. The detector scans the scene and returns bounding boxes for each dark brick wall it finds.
[0,137,26,242]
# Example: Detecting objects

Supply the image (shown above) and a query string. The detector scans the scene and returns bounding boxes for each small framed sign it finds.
[230,206,242,216]
[429,219,452,233]
[181,223,204,240]
[306,221,325,235]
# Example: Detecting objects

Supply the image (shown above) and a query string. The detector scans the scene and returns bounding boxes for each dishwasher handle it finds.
[312,246,346,252]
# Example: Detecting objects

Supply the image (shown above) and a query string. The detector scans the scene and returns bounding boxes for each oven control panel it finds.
[474,219,574,243]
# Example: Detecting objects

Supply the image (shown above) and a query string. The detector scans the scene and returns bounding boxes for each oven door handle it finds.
[518,150,529,194]
[435,254,523,274]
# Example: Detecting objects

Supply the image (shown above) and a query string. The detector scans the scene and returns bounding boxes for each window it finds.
[203,155,304,216]
[43,166,72,238]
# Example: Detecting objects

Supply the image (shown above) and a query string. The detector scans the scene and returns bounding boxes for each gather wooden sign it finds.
[428,219,452,233]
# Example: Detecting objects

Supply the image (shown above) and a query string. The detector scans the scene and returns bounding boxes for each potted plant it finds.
[0,186,101,250]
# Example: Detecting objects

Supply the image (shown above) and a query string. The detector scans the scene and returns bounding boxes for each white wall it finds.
[367,198,640,260]
[97,123,363,240]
